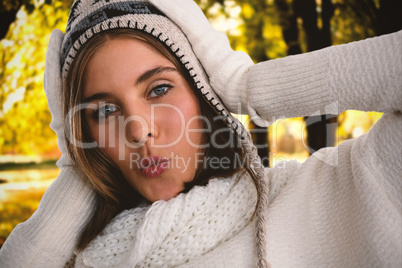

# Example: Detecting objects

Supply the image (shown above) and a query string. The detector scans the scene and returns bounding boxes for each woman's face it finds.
[83,37,205,202]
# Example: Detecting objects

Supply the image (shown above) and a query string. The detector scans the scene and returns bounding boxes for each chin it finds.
[147,193,177,203]
[143,187,183,203]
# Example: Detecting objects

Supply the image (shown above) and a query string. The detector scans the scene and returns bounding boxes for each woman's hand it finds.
[149,0,257,116]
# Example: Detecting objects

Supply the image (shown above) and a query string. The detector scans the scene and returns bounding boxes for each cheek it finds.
[87,118,121,158]
[88,122,100,142]
[182,97,204,144]
[161,95,203,141]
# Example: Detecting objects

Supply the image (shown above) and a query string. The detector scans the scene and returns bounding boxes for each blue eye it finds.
[96,104,118,118]
[149,84,172,98]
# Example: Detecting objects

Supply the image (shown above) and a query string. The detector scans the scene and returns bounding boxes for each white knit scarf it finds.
[75,172,257,267]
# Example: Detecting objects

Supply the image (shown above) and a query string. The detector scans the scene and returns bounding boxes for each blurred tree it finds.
[274,0,338,154]
[298,0,337,155]
[274,0,401,155]
[337,0,402,36]
[1,0,25,40]
[194,0,285,167]
[274,0,302,55]
[235,0,271,167]
[0,0,59,40]
[1,0,400,251]
[195,0,402,159]
[375,0,402,34]
[0,0,73,155]
[1,0,400,157]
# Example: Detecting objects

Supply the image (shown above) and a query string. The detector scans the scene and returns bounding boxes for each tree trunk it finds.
[251,14,270,167]
[299,0,337,154]
[298,0,323,51]
[345,0,402,36]
[274,0,302,55]
[276,0,337,155]
[0,2,22,40]
[237,0,270,167]
[321,0,334,47]
[378,0,402,34]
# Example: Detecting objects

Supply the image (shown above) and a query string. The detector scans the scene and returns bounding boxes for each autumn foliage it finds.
[1,0,400,248]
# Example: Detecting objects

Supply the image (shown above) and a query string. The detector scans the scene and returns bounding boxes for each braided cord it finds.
[241,127,271,268]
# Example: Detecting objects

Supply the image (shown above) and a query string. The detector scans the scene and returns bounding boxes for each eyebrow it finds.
[83,92,113,103]
[135,66,178,86]
[83,66,178,103]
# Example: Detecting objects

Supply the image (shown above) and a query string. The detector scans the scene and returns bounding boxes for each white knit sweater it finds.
[0,31,401,268]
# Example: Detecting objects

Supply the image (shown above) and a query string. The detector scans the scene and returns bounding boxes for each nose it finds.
[124,107,158,146]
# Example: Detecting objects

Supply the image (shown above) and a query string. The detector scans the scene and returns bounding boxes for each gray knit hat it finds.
[61,0,246,139]
[61,1,269,266]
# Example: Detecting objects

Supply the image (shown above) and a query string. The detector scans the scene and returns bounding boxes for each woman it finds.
[0,0,400,267]
[65,28,260,260]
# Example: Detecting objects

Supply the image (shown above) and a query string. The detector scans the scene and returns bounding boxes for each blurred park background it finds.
[0,0,401,248]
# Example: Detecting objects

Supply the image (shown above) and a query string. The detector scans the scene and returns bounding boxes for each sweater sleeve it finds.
[251,32,402,261]
[0,166,96,268]
[248,30,402,121]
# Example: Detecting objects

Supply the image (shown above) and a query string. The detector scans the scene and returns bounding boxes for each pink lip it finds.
[139,156,169,178]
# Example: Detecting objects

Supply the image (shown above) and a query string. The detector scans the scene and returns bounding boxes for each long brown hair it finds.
[64,29,249,250]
